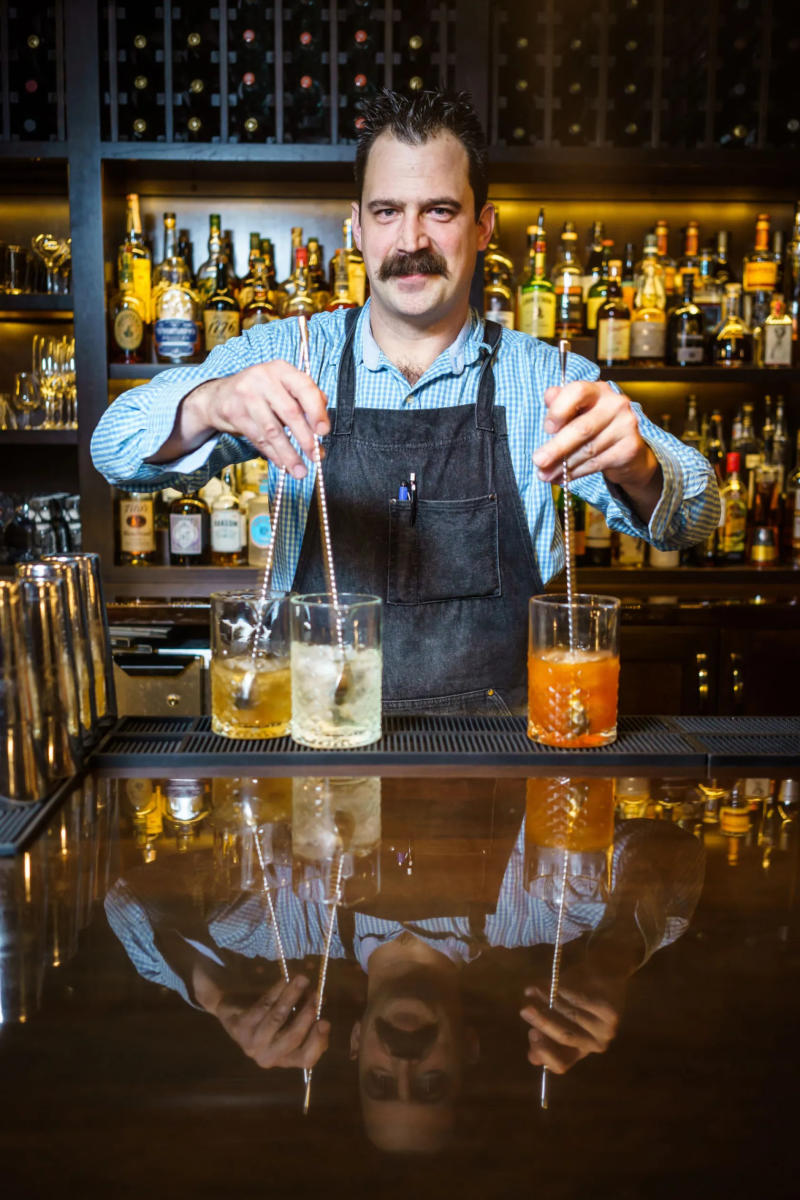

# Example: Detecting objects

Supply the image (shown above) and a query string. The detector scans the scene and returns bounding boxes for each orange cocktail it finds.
[528,594,621,747]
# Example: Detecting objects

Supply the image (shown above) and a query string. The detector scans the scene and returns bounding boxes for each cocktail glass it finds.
[523,776,615,905]
[292,776,381,908]
[528,593,620,746]
[210,590,291,739]
[31,233,68,295]
[290,593,382,749]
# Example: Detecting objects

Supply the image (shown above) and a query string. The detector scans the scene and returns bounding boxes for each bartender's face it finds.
[352,130,494,326]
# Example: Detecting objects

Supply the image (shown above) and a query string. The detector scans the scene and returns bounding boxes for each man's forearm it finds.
[144,381,218,464]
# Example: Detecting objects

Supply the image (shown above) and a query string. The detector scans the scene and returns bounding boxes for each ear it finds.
[350,1020,362,1060]
[476,202,495,253]
[351,201,362,251]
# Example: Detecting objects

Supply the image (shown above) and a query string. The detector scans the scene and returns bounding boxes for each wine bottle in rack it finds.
[10,16,57,140]
[340,73,375,141]
[287,74,327,142]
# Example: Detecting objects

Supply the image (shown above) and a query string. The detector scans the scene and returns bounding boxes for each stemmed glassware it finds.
[31,233,70,295]
[30,334,77,429]
[13,371,42,430]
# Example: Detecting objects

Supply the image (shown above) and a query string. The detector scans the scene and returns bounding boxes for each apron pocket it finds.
[417,493,501,603]
[387,499,418,605]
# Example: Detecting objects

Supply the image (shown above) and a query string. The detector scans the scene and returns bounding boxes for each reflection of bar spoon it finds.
[303,849,345,1115]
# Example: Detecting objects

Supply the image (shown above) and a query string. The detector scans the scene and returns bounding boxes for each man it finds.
[91,89,719,715]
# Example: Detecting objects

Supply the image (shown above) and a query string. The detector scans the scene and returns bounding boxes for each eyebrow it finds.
[366,197,463,212]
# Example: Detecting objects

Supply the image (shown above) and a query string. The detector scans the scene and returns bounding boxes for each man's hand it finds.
[146,361,331,476]
[533,380,663,523]
[193,967,331,1071]
[520,959,628,1076]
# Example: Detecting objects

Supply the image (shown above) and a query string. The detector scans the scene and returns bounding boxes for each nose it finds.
[395,209,430,254]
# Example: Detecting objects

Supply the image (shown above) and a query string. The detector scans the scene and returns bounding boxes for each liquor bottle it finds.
[621,242,636,313]
[281,226,304,297]
[596,260,631,366]
[585,240,613,333]
[681,394,702,453]
[152,213,201,365]
[761,394,775,464]
[238,232,262,310]
[717,452,747,564]
[203,260,241,351]
[247,478,272,567]
[731,403,763,507]
[326,251,358,310]
[666,273,705,366]
[784,431,800,564]
[518,217,556,340]
[484,262,515,329]
[177,230,195,282]
[706,410,727,481]
[677,220,700,281]
[742,213,777,299]
[773,229,785,295]
[195,213,231,306]
[712,283,751,366]
[116,489,156,566]
[771,397,790,488]
[109,251,149,364]
[584,506,612,567]
[169,491,210,565]
[119,193,152,322]
[755,296,794,367]
[551,221,584,337]
[222,230,240,299]
[260,240,288,314]
[306,237,332,309]
[242,258,280,327]
[484,210,515,288]
[720,783,751,867]
[694,243,724,330]
[582,220,605,300]
[342,216,367,304]
[713,230,734,284]
[654,219,677,305]
[284,247,317,319]
[210,470,245,566]
[554,485,586,565]
[748,462,780,565]
[630,256,666,364]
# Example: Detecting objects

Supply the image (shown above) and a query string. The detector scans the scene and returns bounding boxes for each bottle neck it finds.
[163,221,178,259]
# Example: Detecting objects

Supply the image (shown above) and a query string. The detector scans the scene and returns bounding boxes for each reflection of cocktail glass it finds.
[528,594,620,747]
[524,776,615,905]
[292,776,381,908]
[290,593,382,749]
[13,371,41,429]
[211,590,291,739]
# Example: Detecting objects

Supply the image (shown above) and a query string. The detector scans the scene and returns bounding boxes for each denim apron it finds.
[291,308,543,716]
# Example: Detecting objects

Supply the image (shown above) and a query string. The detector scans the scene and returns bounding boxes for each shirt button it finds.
[405,394,414,405]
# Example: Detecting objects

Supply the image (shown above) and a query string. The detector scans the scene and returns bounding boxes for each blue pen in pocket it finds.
[398,480,410,501]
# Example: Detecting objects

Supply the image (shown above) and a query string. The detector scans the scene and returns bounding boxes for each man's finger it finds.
[520,1001,604,1054]
[526,1030,579,1074]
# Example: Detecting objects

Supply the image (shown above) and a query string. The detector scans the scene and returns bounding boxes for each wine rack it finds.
[99,2,457,146]
[491,0,797,152]
[0,0,66,142]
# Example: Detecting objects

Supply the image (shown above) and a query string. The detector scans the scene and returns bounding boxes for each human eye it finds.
[365,1071,398,1100]
[414,1071,450,1103]
[429,206,455,218]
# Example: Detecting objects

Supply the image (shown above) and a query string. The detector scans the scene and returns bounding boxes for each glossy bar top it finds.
[0,769,798,1199]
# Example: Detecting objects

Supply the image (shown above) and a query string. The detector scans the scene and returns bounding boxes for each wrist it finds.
[181,381,217,442]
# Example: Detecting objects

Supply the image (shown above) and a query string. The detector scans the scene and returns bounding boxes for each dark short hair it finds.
[354,89,489,220]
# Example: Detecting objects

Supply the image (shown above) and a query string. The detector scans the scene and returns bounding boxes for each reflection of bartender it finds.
[106,812,703,1152]
[91,89,718,714]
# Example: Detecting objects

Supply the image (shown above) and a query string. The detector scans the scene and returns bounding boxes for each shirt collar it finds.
[357,299,486,377]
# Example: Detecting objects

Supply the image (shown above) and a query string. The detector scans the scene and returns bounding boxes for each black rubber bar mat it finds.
[91,713,705,772]
[668,715,800,770]
[0,774,85,858]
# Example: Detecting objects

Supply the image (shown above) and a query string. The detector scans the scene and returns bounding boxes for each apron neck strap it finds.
[332,306,362,436]
[475,319,503,432]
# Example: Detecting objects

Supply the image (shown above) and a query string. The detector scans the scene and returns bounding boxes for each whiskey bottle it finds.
[554,485,586,565]
[518,217,556,340]
[748,462,780,565]
[771,397,790,488]
[247,478,272,567]
[756,296,794,367]
[585,240,613,333]
[713,230,734,285]
[718,453,748,564]
[117,490,156,566]
[203,260,241,351]
[630,256,666,364]
[169,492,210,565]
[582,220,605,300]
[210,470,245,566]
[326,250,359,310]
[584,506,612,567]
[666,273,705,366]
[307,237,332,309]
[281,226,304,299]
[195,213,228,306]
[596,260,631,366]
[551,221,584,337]
[242,258,280,327]
[238,232,263,310]
[742,213,777,298]
[484,262,515,329]
[654,219,677,305]
[693,243,724,330]
[284,247,317,319]
[712,283,751,366]
[119,192,152,323]
[706,410,727,481]
[681,394,702,453]
[152,213,201,365]
[109,251,149,364]
[732,402,764,507]
[342,216,367,304]
[621,242,637,313]
[677,220,701,281]
[484,209,515,288]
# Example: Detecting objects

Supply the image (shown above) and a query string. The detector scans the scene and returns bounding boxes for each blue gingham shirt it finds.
[91,303,720,590]
[105,818,704,1009]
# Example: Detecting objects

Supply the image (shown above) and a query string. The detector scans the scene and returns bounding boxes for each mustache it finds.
[378,249,449,281]
[375,1017,439,1061]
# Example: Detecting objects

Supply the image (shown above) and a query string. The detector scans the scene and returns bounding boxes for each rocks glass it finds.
[290,593,382,749]
[528,594,621,747]
[210,590,291,739]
